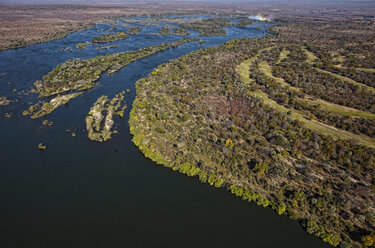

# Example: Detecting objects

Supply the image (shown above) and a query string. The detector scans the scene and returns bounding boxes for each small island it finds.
[76,41,91,49]
[128,27,142,34]
[236,17,253,27]
[92,32,129,43]
[25,38,199,119]
[160,27,170,36]
[33,37,200,98]
[173,27,190,36]
[179,18,230,36]
[86,91,126,142]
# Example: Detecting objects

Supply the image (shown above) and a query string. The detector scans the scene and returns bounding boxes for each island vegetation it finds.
[96,44,119,50]
[160,27,171,36]
[76,41,92,49]
[23,93,83,119]
[86,91,126,142]
[173,27,190,36]
[236,17,253,27]
[33,37,199,98]
[179,18,230,36]
[128,27,142,34]
[25,38,199,119]
[92,32,129,43]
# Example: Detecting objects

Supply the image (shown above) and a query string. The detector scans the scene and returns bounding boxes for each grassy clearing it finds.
[277,48,290,64]
[306,99,375,120]
[331,51,345,64]
[238,59,375,148]
[302,46,318,63]
[258,61,301,91]
[356,68,375,73]
[333,64,375,73]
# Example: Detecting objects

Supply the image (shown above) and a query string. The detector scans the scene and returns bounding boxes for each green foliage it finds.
[207,175,224,187]
[155,126,165,133]
[86,91,126,142]
[76,41,91,49]
[274,203,287,215]
[173,27,190,36]
[362,232,375,247]
[306,220,340,247]
[92,32,129,43]
[179,18,230,36]
[236,17,253,27]
[160,27,170,36]
[253,162,269,175]
[34,38,198,97]
[128,27,142,34]
[128,30,375,248]
[179,162,201,176]
[225,139,234,148]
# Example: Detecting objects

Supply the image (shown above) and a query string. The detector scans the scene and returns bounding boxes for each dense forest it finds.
[129,16,375,248]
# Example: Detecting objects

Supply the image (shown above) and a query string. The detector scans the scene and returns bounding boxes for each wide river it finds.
[0,17,329,248]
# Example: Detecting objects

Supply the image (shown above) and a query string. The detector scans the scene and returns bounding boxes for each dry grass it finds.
[276,48,290,64]
[356,68,375,73]
[302,46,318,63]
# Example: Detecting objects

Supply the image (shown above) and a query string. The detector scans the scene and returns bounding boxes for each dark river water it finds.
[0,17,329,248]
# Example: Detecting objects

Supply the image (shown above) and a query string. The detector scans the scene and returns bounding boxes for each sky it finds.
[1,0,374,5]
[1,0,373,3]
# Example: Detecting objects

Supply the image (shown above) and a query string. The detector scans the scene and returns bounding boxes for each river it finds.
[0,17,329,248]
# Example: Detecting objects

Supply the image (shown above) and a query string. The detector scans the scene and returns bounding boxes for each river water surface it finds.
[0,17,329,248]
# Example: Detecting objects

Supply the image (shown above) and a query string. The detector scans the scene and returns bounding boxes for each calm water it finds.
[0,17,329,248]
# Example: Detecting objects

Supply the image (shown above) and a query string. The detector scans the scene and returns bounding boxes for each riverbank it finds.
[129,30,374,247]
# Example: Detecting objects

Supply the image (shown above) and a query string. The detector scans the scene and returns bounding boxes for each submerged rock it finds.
[42,120,53,126]
[0,96,12,105]
[38,143,46,150]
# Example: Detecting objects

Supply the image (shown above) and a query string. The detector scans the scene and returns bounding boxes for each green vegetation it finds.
[241,58,375,147]
[173,27,190,36]
[236,17,253,27]
[86,91,126,142]
[104,26,117,32]
[33,38,200,97]
[76,41,91,49]
[130,35,375,248]
[96,44,118,50]
[247,47,375,140]
[128,27,142,34]
[160,27,170,36]
[277,48,290,64]
[362,232,375,247]
[92,32,129,43]
[179,18,230,36]
[23,92,83,119]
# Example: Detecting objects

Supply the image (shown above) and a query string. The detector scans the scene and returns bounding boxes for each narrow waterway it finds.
[0,17,329,248]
